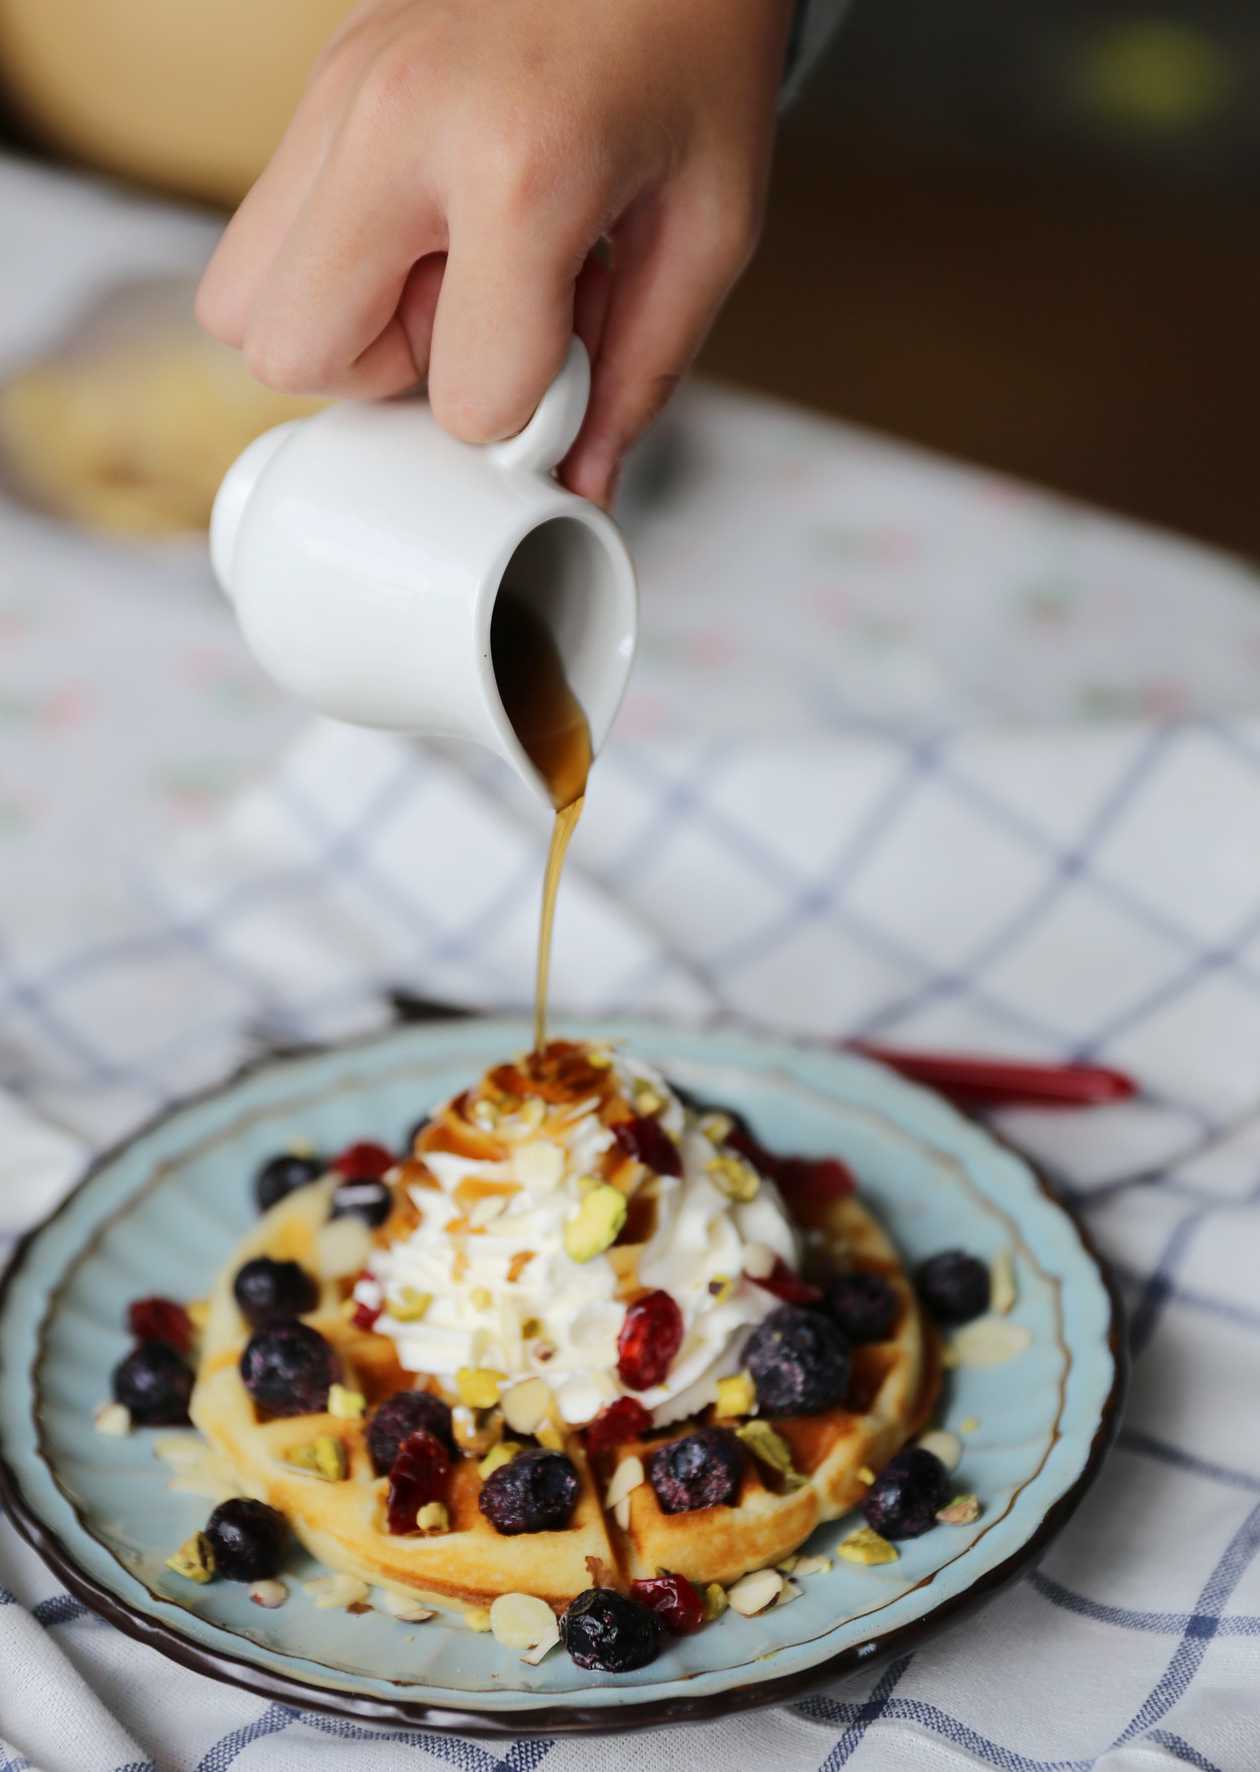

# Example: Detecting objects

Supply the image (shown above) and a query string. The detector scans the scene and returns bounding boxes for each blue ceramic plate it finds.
[0,1018,1123,1732]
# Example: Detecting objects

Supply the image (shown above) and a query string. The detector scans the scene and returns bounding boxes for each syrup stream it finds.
[491,587,593,1051]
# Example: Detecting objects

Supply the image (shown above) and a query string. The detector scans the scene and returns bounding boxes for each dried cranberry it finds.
[126,1296,193,1353]
[613,1115,682,1178]
[726,1126,855,1208]
[368,1390,456,1473]
[351,1298,382,1332]
[750,1258,823,1307]
[617,1290,684,1390]
[386,1429,451,1534]
[630,1572,705,1634]
[584,1396,653,1457]
[331,1140,394,1182]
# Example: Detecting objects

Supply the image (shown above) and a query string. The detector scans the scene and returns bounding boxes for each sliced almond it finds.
[741,1243,776,1280]
[249,1579,288,1609]
[304,1573,370,1610]
[314,1215,372,1281]
[516,1141,565,1192]
[990,1248,1017,1316]
[501,1377,551,1436]
[490,1592,560,1654]
[916,1429,962,1472]
[727,1568,784,1616]
[606,1454,645,1509]
[469,1194,509,1229]
[792,1554,833,1577]
[950,1316,1032,1369]
[776,1577,803,1607]
[613,1495,632,1530]
[377,1589,436,1622]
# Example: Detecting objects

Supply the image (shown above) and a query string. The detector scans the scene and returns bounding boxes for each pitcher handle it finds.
[488,337,590,475]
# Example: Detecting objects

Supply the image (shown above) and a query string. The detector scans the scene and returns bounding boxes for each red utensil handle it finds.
[847,1042,1136,1109]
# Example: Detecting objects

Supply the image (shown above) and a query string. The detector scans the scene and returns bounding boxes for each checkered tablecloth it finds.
[2,153,1260,1772]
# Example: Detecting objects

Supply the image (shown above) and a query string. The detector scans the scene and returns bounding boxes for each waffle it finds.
[191,1084,938,1614]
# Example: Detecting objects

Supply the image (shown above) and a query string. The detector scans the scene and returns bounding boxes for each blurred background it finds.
[0,0,1257,553]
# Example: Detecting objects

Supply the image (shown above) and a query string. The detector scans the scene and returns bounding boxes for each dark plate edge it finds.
[0,1020,1128,1736]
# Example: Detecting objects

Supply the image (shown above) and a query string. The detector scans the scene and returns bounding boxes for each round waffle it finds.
[192,1105,938,1613]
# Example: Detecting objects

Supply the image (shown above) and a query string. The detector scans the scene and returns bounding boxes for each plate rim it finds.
[0,1017,1128,1735]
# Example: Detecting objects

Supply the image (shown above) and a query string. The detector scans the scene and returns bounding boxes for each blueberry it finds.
[478,1449,579,1534]
[861,1447,950,1538]
[254,1150,323,1215]
[915,1250,990,1325]
[823,1271,899,1344]
[743,1304,851,1414]
[367,1390,457,1473]
[232,1257,319,1328]
[561,1587,661,1671]
[112,1341,193,1426]
[204,1498,288,1580]
[239,1321,338,1416]
[647,1427,743,1514]
[329,1179,392,1228]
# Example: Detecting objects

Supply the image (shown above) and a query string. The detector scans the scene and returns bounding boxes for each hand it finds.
[195,0,790,505]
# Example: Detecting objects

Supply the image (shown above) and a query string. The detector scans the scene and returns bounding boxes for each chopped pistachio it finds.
[707,1274,735,1304]
[937,1492,983,1526]
[328,1384,366,1422]
[465,1606,493,1632]
[456,1367,504,1409]
[703,1582,729,1622]
[737,1420,807,1489]
[699,1111,734,1144]
[478,1441,523,1478]
[416,1501,450,1533]
[576,1172,601,1197]
[390,1286,432,1323]
[471,1100,500,1132]
[714,1371,756,1420]
[857,1465,876,1485]
[166,1532,215,1584]
[586,1047,614,1069]
[838,1526,898,1566]
[536,1420,566,1451]
[285,1436,348,1482]
[706,1153,760,1202]
[632,1080,665,1115]
[563,1184,627,1263]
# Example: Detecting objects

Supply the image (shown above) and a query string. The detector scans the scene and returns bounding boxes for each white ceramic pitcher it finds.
[210,338,637,806]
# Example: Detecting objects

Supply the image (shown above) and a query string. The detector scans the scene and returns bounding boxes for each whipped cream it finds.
[356,1051,800,1426]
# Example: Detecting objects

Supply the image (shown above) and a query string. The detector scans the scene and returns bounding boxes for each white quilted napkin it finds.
[3,151,1260,1772]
